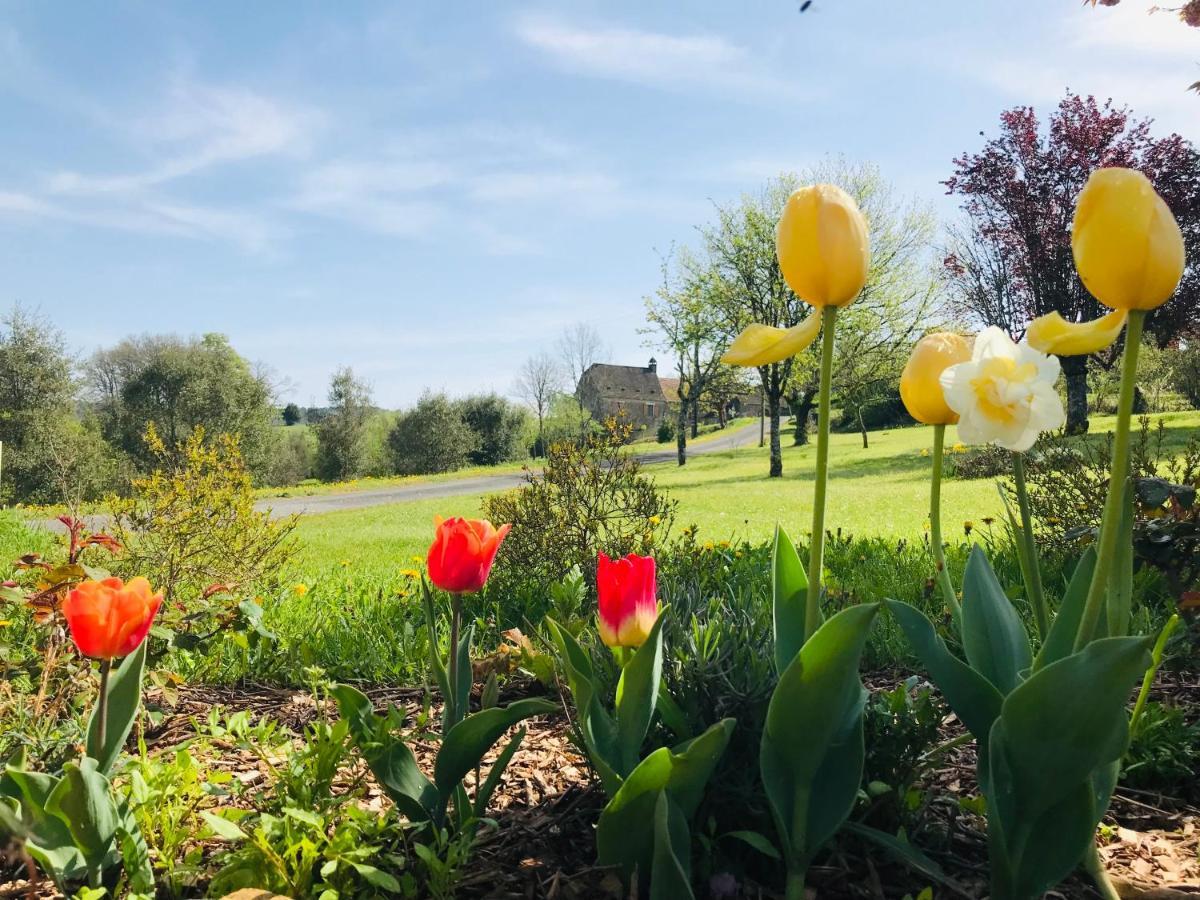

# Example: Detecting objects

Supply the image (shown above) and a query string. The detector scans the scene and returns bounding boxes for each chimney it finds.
[647,357,657,373]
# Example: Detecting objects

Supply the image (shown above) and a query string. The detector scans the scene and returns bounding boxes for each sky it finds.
[0,1,1196,408]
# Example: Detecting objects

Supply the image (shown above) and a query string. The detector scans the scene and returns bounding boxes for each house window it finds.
[645,402,656,416]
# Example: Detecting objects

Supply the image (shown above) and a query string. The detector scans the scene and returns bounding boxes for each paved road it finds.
[256,422,760,519]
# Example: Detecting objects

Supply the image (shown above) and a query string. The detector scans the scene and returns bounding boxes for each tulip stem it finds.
[96,658,112,755]
[929,424,962,629]
[1074,310,1145,652]
[805,305,838,642]
[448,594,463,727]
[1010,451,1049,639]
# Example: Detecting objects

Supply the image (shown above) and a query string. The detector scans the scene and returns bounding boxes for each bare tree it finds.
[513,351,564,456]
[557,323,607,424]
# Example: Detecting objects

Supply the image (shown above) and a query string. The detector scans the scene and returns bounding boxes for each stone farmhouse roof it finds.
[580,360,667,403]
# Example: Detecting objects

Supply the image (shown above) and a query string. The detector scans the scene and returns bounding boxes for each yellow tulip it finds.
[721,315,822,367]
[899,332,971,425]
[1026,308,1128,356]
[776,184,871,308]
[1072,167,1185,311]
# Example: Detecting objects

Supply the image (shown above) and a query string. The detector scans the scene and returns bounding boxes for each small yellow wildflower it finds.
[400,568,421,579]
[410,556,424,564]
[920,448,930,457]
[648,515,662,526]
[719,540,730,549]
[292,583,309,597]
[963,521,975,535]
[340,559,351,567]
[952,442,967,454]
[702,541,715,551]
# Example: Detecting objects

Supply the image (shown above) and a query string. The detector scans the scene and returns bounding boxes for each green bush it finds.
[459,393,529,466]
[388,393,477,475]
[1172,341,1200,409]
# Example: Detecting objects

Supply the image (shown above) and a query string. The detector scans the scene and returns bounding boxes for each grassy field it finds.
[292,410,1200,569]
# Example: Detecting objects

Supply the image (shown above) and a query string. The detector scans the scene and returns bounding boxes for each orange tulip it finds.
[899,332,972,425]
[426,516,511,594]
[62,577,162,660]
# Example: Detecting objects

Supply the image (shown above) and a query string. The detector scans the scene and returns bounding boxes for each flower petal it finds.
[720,316,822,368]
[1026,309,1128,357]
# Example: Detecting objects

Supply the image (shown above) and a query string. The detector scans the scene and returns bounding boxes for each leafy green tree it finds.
[88,333,275,477]
[281,403,302,426]
[459,393,529,466]
[387,392,477,475]
[315,367,373,481]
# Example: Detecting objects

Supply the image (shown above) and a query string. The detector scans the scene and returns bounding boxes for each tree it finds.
[88,333,276,475]
[558,323,607,426]
[0,306,84,503]
[513,352,564,456]
[315,367,373,481]
[459,394,529,466]
[281,403,302,426]
[644,247,732,465]
[945,92,1200,433]
[387,392,477,475]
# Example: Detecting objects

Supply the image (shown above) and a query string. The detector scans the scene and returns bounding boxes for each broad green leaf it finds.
[615,612,667,777]
[986,636,1151,898]
[546,618,621,793]
[86,641,149,775]
[474,727,526,818]
[45,758,119,874]
[888,600,1004,743]
[201,810,248,841]
[596,718,734,880]
[422,585,451,721]
[435,698,557,795]
[759,604,878,870]
[723,830,780,861]
[650,792,695,900]
[333,684,439,824]
[1,763,86,884]
[1106,483,1134,639]
[771,524,808,675]
[960,546,1031,695]
[117,799,154,894]
[1034,548,1096,672]
[351,861,402,892]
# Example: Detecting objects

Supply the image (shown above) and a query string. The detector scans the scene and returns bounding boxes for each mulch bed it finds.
[3,670,1198,899]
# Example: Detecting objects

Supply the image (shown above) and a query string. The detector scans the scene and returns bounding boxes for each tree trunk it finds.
[690,400,699,439]
[676,402,688,466]
[792,390,816,446]
[768,392,782,478]
[1132,385,1148,415]
[1061,355,1089,435]
[857,408,869,449]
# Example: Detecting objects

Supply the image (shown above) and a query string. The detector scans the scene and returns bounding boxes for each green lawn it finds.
[293,411,1200,569]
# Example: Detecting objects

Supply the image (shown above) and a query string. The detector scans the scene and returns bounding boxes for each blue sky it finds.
[0,2,1196,407]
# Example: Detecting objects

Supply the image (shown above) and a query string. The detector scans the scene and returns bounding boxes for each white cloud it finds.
[512,13,801,100]
[49,81,321,195]
[1069,3,1198,55]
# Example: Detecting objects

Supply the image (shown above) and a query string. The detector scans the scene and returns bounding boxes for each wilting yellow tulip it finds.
[1073,168,1185,312]
[1026,308,1129,356]
[776,184,870,308]
[721,315,822,367]
[899,333,972,425]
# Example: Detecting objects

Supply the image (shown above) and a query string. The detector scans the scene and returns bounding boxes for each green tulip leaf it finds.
[985,635,1151,898]
[1034,548,1097,672]
[960,546,1031,695]
[86,641,149,776]
[117,798,154,895]
[843,821,960,891]
[45,758,119,875]
[546,618,621,793]
[771,524,809,675]
[615,611,667,778]
[650,792,695,900]
[333,684,439,824]
[887,600,1004,744]
[759,603,878,871]
[2,764,87,885]
[435,698,557,796]
[596,718,735,881]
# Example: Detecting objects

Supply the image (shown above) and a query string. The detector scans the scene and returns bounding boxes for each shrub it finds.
[388,392,477,475]
[656,418,676,443]
[458,393,529,465]
[946,443,1010,480]
[108,426,298,658]
[483,419,675,603]
[264,425,317,487]
[1172,341,1200,409]
[316,367,373,481]
[281,402,302,426]
[1122,701,1200,803]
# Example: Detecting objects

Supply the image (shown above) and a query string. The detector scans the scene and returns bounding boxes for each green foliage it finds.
[656,418,676,444]
[264,424,317,487]
[1122,701,1200,802]
[483,420,676,600]
[316,366,374,481]
[861,678,947,831]
[1169,340,1200,409]
[388,392,478,476]
[281,403,302,426]
[458,393,529,466]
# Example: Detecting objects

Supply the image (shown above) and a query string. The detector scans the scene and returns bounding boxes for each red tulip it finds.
[597,552,659,649]
[62,577,163,660]
[426,517,511,594]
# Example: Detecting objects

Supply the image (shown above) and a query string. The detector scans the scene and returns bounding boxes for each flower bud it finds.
[900,332,972,425]
[776,184,870,308]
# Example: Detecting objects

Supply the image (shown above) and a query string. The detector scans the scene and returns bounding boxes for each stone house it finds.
[577,358,670,430]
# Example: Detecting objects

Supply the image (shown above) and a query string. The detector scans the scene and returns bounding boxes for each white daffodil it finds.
[939,327,1065,453]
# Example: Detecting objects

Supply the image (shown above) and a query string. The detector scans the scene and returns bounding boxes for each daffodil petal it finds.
[1026,309,1128,356]
[720,316,822,367]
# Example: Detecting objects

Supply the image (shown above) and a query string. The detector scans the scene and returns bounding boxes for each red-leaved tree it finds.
[945,92,1200,433]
